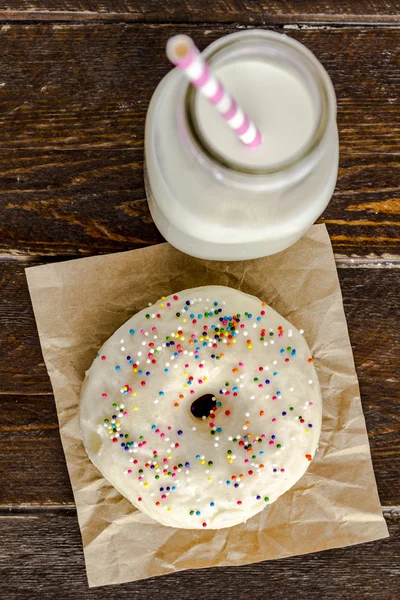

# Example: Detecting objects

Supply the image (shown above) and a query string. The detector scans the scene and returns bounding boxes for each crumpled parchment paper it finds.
[25,224,388,587]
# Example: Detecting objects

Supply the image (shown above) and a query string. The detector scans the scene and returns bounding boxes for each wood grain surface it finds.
[0,25,398,259]
[0,0,399,23]
[0,150,399,260]
[1,263,399,395]
[0,2,398,597]
[0,511,398,599]
[0,25,397,153]
[1,379,398,506]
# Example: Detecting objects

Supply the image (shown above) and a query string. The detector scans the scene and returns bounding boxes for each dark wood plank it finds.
[0,263,51,393]
[0,511,398,599]
[1,379,398,506]
[0,150,398,259]
[0,265,398,506]
[0,25,397,153]
[0,1,399,24]
[0,150,160,260]
[0,394,73,506]
[0,25,398,259]
[322,154,399,257]
[1,263,399,395]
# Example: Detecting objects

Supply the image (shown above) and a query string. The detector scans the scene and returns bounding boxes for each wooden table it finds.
[0,2,399,598]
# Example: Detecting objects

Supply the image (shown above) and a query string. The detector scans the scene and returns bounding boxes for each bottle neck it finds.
[180,30,335,184]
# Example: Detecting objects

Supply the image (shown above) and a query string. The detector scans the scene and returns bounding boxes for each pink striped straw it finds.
[166,35,262,148]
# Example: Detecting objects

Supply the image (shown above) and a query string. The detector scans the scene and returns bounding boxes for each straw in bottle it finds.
[166,34,262,148]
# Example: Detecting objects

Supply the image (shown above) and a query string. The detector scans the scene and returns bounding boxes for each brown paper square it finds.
[25,224,388,588]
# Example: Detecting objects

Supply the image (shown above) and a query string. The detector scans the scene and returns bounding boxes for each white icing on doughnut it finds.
[80,286,321,529]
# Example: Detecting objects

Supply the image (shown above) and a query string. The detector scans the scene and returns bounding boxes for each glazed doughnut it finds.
[80,286,321,529]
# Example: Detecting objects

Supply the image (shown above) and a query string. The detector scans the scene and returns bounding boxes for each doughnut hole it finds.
[191,394,217,419]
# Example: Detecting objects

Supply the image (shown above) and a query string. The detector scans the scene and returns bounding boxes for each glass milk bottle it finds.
[145,30,338,260]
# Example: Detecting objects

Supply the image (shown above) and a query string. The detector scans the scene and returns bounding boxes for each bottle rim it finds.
[183,30,335,177]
